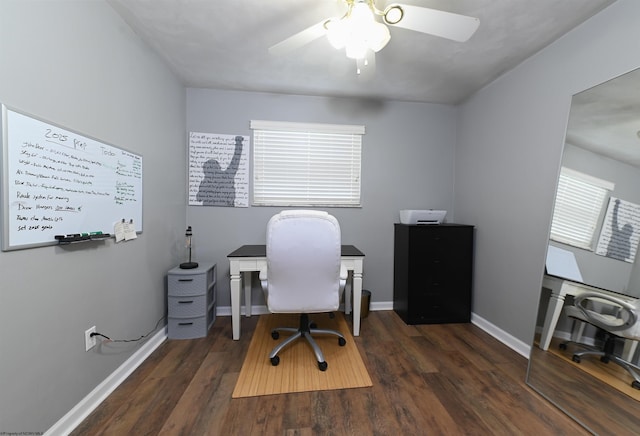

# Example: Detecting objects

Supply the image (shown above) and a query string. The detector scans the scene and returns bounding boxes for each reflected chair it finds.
[560,291,640,389]
[259,210,347,371]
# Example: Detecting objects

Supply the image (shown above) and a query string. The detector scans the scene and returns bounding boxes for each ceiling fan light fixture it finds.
[345,40,368,59]
[368,21,390,52]
[350,1,375,26]
[327,0,390,59]
[383,5,404,25]
[326,19,348,49]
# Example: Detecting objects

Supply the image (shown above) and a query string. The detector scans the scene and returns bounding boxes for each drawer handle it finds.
[178,278,194,282]
[178,300,194,304]
[178,322,194,326]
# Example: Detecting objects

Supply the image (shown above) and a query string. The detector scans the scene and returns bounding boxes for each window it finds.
[550,167,614,250]
[251,120,363,207]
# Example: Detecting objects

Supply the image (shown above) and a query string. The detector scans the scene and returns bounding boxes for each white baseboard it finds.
[370,301,394,311]
[216,305,270,316]
[216,304,532,355]
[471,313,532,358]
[534,325,598,347]
[216,303,530,359]
[44,327,167,436]
[215,300,394,317]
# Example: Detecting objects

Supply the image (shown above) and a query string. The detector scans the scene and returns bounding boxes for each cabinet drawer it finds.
[168,295,207,318]
[168,273,206,296]
[410,293,471,324]
[168,316,208,340]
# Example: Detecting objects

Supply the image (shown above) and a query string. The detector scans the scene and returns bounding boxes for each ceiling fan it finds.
[269,0,480,72]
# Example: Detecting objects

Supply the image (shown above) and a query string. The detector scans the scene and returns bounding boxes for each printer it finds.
[399,209,447,225]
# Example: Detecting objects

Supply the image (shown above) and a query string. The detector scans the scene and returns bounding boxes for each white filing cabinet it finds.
[167,262,216,339]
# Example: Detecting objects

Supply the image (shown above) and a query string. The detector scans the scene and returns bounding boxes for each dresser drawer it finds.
[168,273,207,296]
[168,316,208,340]
[168,294,207,318]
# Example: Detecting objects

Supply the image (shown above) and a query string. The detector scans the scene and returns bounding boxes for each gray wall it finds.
[0,1,185,432]
[186,89,458,308]
[455,0,640,344]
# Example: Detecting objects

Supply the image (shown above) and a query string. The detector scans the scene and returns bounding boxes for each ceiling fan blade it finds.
[268,20,328,56]
[388,4,480,42]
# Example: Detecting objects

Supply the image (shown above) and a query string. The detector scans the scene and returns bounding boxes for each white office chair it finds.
[259,210,347,371]
[560,292,640,389]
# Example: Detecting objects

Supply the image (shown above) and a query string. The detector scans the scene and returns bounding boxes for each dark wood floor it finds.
[528,343,640,436]
[72,311,589,435]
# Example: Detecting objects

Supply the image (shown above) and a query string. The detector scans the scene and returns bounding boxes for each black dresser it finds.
[393,223,474,324]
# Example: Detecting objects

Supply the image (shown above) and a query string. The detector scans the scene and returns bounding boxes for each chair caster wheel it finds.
[572,355,581,363]
[271,331,279,340]
[632,380,640,390]
[271,356,280,366]
[318,361,328,371]
[559,343,567,350]
[600,356,610,363]
[309,322,318,329]
[338,337,346,346]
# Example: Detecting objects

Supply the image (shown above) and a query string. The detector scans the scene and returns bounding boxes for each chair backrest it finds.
[573,292,640,339]
[265,210,342,313]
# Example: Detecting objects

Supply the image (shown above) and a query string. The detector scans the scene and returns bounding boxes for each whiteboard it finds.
[1,105,143,251]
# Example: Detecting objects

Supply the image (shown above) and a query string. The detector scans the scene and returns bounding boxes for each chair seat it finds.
[565,306,620,327]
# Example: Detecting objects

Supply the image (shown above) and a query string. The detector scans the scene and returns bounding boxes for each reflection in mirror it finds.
[527,68,640,434]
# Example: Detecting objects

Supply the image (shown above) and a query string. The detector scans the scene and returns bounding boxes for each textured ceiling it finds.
[108,0,639,167]
[567,67,640,168]
[107,0,615,105]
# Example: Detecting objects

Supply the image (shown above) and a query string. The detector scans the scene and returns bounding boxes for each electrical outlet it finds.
[85,326,97,351]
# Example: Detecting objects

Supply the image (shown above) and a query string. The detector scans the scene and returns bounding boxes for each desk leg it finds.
[352,271,362,337]
[344,273,352,315]
[539,292,565,350]
[230,272,241,340]
[243,271,252,317]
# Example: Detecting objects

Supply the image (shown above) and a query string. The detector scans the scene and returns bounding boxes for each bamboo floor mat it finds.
[546,337,640,401]
[232,312,372,398]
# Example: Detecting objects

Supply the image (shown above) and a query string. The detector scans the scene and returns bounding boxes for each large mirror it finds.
[527,68,640,434]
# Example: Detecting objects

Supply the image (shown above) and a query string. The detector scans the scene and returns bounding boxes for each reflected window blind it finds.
[550,167,614,250]
[251,120,363,207]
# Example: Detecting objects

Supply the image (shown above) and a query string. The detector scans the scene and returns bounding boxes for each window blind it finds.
[550,167,614,250]
[251,120,364,207]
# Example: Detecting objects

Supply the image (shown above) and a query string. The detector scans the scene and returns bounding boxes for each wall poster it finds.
[596,197,640,263]
[188,132,249,207]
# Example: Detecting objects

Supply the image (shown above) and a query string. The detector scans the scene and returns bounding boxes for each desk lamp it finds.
[179,226,198,269]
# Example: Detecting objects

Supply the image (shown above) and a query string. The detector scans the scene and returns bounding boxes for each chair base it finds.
[269,313,346,371]
[560,335,640,390]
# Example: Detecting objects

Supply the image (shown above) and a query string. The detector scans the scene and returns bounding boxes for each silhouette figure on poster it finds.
[606,199,634,261]
[196,136,244,206]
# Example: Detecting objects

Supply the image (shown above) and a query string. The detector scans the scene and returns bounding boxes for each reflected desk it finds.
[227,244,365,340]
[540,275,639,358]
